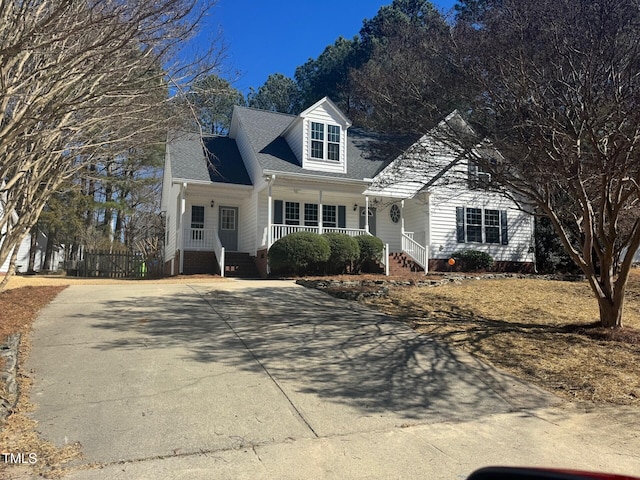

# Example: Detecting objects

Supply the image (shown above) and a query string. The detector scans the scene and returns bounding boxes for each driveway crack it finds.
[189,285,319,439]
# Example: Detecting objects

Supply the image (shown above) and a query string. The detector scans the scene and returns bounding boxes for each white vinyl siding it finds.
[428,190,533,263]
[300,103,348,174]
[283,119,304,164]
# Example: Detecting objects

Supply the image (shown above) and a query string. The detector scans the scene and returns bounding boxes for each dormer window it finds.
[310,122,341,162]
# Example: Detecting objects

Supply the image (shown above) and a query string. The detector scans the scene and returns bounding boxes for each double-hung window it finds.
[310,122,341,162]
[304,203,318,226]
[465,208,483,243]
[273,201,345,229]
[484,209,500,244]
[322,205,337,228]
[285,201,300,225]
[327,125,340,161]
[311,122,324,159]
[456,207,508,245]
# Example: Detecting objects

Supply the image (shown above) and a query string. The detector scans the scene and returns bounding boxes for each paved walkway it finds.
[23,280,640,479]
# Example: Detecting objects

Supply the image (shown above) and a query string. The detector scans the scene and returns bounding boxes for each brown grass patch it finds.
[3,273,230,291]
[363,269,640,405]
[0,285,83,478]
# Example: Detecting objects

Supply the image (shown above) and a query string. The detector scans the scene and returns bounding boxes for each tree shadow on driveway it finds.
[87,284,558,426]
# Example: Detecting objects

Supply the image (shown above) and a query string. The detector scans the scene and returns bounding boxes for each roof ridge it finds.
[235,104,298,119]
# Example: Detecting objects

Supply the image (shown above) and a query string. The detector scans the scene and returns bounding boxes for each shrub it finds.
[354,235,384,273]
[451,250,494,271]
[322,233,360,274]
[268,232,330,275]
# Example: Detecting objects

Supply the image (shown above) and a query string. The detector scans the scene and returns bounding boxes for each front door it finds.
[359,207,376,236]
[219,206,238,251]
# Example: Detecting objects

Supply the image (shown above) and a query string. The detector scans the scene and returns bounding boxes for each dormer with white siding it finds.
[282,97,351,174]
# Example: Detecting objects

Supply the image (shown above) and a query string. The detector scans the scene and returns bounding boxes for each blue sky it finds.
[203,0,457,95]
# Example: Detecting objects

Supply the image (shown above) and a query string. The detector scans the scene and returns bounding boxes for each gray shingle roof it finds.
[233,106,420,180]
[169,133,252,186]
[168,106,421,185]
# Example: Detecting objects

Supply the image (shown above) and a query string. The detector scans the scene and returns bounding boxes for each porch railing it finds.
[183,228,225,276]
[402,232,428,274]
[271,224,369,244]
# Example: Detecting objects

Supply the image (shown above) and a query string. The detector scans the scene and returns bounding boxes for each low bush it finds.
[354,235,384,273]
[268,232,330,275]
[451,249,494,271]
[322,233,360,274]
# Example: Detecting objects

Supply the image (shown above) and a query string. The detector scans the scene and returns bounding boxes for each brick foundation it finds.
[183,251,218,275]
[429,258,535,273]
[255,249,268,278]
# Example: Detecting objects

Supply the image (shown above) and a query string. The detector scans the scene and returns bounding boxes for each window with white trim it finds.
[191,205,204,241]
[466,208,483,243]
[285,201,300,225]
[468,158,499,189]
[484,209,500,244]
[456,207,508,245]
[311,122,324,159]
[220,208,236,230]
[322,205,337,227]
[304,203,318,226]
[310,122,340,162]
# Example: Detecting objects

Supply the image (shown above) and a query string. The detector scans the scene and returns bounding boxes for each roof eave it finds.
[171,178,254,189]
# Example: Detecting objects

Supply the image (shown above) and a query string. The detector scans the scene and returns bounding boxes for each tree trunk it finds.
[43,229,56,271]
[597,295,624,329]
[0,248,20,291]
[27,228,38,272]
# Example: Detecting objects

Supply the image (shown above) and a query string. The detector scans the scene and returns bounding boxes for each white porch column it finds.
[318,190,323,234]
[365,196,370,233]
[179,182,186,274]
[267,179,273,249]
[400,199,405,236]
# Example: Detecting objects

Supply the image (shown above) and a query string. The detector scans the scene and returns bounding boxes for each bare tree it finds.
[0,0,220,289]
[442,0,640,328]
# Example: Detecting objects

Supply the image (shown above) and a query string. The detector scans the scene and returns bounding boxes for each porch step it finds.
[224,252,260,278]
[388,252,425,276]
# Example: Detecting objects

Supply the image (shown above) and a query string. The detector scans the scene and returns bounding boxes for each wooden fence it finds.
[66,250,161,278]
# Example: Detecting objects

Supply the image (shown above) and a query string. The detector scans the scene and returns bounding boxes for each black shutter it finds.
[500,210,509,245]
[274,200,283,224]
[456,207,465,243]
[338,205,346,228]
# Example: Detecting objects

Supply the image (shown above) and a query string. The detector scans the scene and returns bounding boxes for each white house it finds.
[0,193,62,274]
[160,97,535,277]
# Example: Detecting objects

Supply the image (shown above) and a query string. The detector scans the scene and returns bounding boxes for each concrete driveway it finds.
[25,280,640,479]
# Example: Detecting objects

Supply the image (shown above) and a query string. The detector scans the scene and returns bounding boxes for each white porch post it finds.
[400,199,405,236]
[318,190,323,234]
[179,182,186,274]
[267,179,273,249]
[365,196,370,234]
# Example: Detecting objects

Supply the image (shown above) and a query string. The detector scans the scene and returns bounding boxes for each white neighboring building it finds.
[161,97,535,276]
[0,186,62,274]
